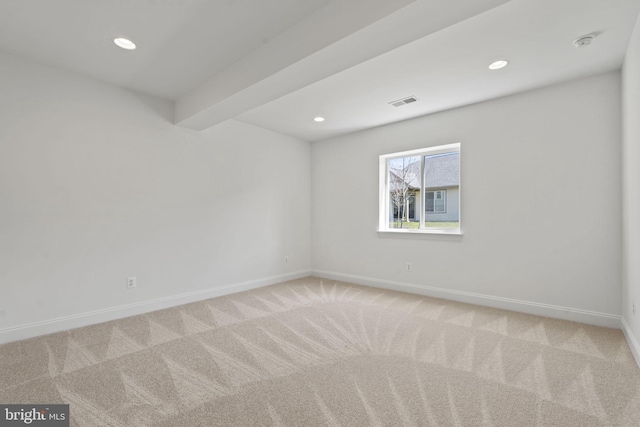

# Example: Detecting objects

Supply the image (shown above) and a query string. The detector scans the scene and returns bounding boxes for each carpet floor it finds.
[1,277,639,426]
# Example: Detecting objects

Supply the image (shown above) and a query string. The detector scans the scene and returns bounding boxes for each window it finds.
[426,190,446,213]
[379,143,460,234]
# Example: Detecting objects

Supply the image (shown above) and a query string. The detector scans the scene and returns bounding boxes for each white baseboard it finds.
[621,317,640,369]
[311,270,622,329]
[0,270,311,345]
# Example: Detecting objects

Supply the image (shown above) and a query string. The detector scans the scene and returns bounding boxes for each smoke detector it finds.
[389,96,419,107]
[573,33,598,48]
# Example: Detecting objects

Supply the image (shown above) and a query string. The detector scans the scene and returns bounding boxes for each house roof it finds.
[389,152,459,190]
[425,152,459,189]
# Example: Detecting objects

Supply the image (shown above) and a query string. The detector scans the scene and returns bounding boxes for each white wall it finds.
[622,14,640,363]
[0,52,311,342]
[312,72,622,325]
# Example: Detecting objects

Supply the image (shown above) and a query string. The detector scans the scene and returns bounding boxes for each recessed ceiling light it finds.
[314,117,325,122]
[113,38,136,50]
[488,60,509,70]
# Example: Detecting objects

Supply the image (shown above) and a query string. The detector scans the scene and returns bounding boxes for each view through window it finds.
[380,143,460,233]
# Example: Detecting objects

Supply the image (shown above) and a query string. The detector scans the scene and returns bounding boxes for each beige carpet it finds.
[1,277,639,426]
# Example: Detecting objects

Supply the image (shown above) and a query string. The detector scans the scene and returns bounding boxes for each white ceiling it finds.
[1,0,639,142]
[0,0,332,100]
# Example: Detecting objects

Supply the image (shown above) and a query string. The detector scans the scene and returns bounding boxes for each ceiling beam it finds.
[174,0,513,132]
[174,0,416,130]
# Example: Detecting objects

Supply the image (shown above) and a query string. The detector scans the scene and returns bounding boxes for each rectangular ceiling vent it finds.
[389,96,419,107]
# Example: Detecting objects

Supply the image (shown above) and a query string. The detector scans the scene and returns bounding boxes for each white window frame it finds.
[378,143,461,235]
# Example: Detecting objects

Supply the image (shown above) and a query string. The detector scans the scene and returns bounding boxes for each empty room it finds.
[2,0,640,425]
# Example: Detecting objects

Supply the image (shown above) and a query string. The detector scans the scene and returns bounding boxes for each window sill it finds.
[377,228,463,236]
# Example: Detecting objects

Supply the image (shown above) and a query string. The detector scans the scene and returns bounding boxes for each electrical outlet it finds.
[127,276,137,289]
[406,262,413,272]
[284,256,289,264]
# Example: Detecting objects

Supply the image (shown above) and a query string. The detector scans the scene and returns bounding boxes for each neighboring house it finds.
[424,152,459,222]
[389,152,459,223]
